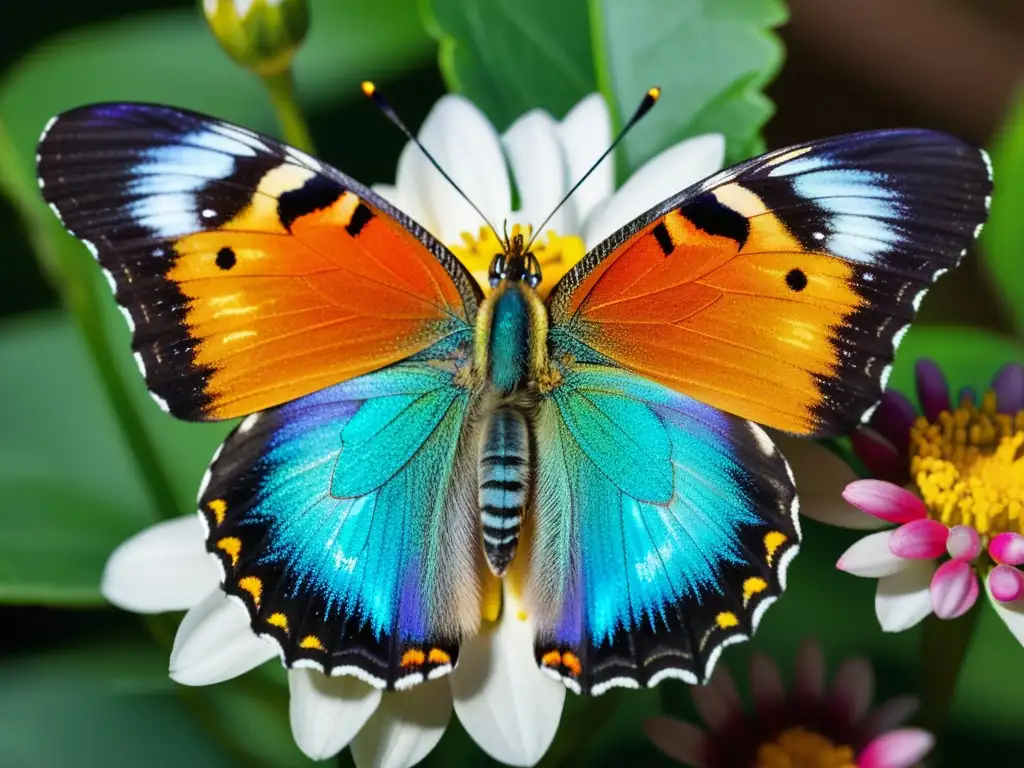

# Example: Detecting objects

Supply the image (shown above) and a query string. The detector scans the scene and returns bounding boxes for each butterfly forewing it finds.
[547,129,993,437]
[37,103,481,421]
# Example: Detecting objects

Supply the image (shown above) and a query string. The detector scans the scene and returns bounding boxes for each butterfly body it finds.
[37,103,991,695]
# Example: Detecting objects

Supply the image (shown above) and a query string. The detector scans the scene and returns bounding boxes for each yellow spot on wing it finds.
[401,649,425,667]
[765,531,789,566]
[743,577,769,606]
[299,635,325,651]
[216,536,242,567]
[318,191,362,228]
[427,648,451,665]
[540,650,562,667]
[225,163,316,233]
[238,576,262,608]
[561,652,582,677]
[208,499,227,526]
[267,612,289,632]
[716,611,739,629]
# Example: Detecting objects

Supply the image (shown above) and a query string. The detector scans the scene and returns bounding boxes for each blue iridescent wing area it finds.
[529,365,798,695]
[198,359,481,689]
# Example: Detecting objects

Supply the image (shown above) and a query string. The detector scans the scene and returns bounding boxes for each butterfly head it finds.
[488,232,542,289]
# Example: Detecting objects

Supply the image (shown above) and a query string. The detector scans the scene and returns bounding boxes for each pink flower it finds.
[836,361,1024,645]
[643,638,932,768]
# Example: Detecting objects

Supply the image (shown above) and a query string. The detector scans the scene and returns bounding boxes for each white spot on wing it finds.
[647,667,699,688]
[880,364,893,392]
[980,148,993,180]
[239,413,261,434]
[860,401,880,424]
[47,201,65,225]
[892,324,910,351]
[702,633,748,685]
[83,240,100,258]
[591,676,640,696]
[150,393,171,413]
[133,351,147,376]
[912,288,929,311]
[118,305,136,333]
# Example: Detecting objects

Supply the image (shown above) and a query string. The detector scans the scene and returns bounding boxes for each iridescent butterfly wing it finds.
[532,130,992,693]
[37,103,485,687]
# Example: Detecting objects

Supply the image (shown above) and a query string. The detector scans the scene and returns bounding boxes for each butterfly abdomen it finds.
[478,406,531,576]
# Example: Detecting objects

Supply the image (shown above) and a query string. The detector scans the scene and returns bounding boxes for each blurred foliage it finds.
[0,0,1022,765]
[982,88,1024,334]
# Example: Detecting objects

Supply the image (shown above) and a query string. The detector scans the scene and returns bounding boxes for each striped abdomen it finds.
[478,406,531,576]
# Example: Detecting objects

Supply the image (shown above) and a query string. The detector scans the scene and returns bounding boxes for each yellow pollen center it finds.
[448,223,586,298]
[910,390,1024,535]
[755,727,856,768]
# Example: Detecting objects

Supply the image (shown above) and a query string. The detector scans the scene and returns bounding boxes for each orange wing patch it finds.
[560,197,861,434]
[167,177,471,419]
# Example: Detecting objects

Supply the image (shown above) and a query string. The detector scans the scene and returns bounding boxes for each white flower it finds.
[372,92,726,296]
[102,92,732,767]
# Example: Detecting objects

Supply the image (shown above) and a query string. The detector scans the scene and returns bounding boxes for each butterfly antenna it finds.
[525,87,661,251]
[362,81,505,247]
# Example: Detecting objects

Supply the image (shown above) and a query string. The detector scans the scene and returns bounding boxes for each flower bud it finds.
[202,0,309,76]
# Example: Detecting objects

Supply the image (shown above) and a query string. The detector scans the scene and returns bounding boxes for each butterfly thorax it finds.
[474,235,550,397]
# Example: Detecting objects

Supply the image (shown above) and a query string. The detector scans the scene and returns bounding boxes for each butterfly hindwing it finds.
[37,103,481,421]
[547,130,992,437]
[198,358,482,689]
[529,364,798,694]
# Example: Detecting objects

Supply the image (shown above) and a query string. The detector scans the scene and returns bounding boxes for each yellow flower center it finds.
[448,223,586,298]
[910,390,1024,535]
[755,727,856,768]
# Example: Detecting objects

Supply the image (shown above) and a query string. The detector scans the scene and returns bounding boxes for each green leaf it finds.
[591,0,786,172]
[981,88,1024,334]
[886,325,1024,402]
[0,466,142,605]
[0,640,233,767]
[423,0,596,130]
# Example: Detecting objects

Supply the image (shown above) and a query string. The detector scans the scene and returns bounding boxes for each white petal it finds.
[582,133,725,249]
[391,142,436,233]
[837,531,912,578]
[289,668,382,761]
[451,588,565,766]
[169,589,276,686]
[503,110,572,236]
[351,681,452,768]
[102,516,219,613]
[396,94,511,245]
[557,93,614,228]
[772,435,886,530]
[986,577,1024,647]
[875,561,936,632]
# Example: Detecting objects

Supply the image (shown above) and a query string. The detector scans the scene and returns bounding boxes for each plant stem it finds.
[0,118,181,522]
[918,602,981,734]
[260,68,315,153]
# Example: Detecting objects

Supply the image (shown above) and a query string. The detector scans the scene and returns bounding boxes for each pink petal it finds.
[989,532,1024,566]
[838,531,911,578]
[857,727,935,768]
[842,480,928,524]
[869,391,918,452]
[915,359,951,422]
[643,717,708,768]
[889,519,949,559]
[748,652,785,712]
[793,637,825,701]
[946,525,981,561]
[850,429,909,485]
[691,665,741,733]
[987,565,1024,603]
[858,696,919,741]
[930,559,980,619]
[828,657,874,725]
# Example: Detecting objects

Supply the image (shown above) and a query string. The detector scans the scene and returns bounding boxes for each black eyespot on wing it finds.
[216,246,236,270]
[651,222,675,256]
[785,268,807,291]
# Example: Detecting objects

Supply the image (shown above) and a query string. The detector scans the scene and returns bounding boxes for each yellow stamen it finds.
[448,223,585,298]
[910,390,1024,535]
[755,727,856,768]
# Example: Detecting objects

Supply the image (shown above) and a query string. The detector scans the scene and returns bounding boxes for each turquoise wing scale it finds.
[199,358,481,689]
[529,364,799,694]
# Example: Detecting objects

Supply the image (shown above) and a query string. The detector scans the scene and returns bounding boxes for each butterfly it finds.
[36,99,992,695]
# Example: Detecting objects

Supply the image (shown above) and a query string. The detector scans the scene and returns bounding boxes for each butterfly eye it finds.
[525,253,542,288]
[488,253,506,287]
